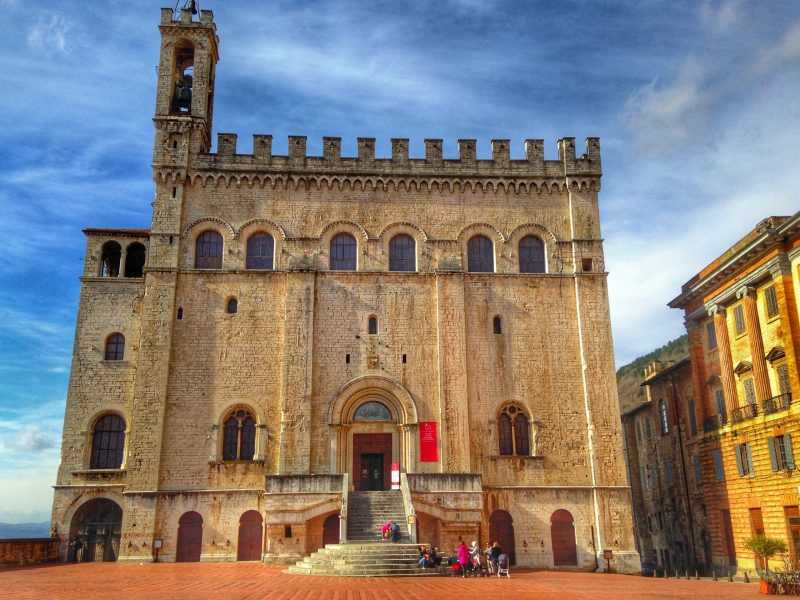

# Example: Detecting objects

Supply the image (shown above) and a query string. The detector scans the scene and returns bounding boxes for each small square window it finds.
[582,258,593,272]
[284,525,292,538]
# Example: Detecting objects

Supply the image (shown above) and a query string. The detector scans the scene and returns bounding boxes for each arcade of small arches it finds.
[98,241,147,278]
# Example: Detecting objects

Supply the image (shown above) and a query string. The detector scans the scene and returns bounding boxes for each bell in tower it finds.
[172,44,194,114]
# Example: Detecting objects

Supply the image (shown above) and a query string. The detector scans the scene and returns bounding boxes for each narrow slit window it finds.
[493,316,502,335]
[368,316,378,335]
[226,298,238,314]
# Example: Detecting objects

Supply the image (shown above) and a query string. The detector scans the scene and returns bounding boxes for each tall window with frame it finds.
[712,448,725,481]
[715,389,727,422]
[733,305,746,335]
[246,233,274,270]
[687,398,697,435]
[735,442,754,477]
[764,285,779,319]
[467,235,494,273]
[388,234,416,272]
[330,233,357,271]
[659,399,669,434]
[777,364,791,396]
[104,333,125,361]
[222,409,256,461]
[498,404,530,456]
[706,321,717,350]
[90,415,126,469]
[743,378,756,405]
[769,434,795,472]
[519,235,545,273]
[195,230,223,269]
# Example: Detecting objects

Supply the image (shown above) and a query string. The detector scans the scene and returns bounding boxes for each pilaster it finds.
[686,318,710,422]
[737,286,771,401]
[710,305,739,414]
[770,259,800,397]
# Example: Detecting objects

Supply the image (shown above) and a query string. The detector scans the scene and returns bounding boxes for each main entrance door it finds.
[353,433,392,491]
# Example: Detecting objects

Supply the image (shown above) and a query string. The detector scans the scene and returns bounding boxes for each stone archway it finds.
[551,509,578,566]
[328,376,419,489]
[68,498,122,562]
[322,513,340,547]
[489,509,516,566]
[237,510,263,561]
[176,511,203,562]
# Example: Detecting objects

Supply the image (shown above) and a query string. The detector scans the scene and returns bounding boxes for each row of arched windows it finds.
[192,231,547,273]
[99,241,147,278]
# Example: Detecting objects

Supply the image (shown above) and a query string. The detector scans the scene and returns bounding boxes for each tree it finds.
[745,535,788,574]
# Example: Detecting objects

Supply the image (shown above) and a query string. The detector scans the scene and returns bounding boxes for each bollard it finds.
[695,569,700,580]
[686,569,690,580]
[743,571,749,583]
[713,569,717,581]
[727,571,733,582]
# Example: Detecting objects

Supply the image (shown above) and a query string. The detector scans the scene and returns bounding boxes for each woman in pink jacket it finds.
[457,540,469,577]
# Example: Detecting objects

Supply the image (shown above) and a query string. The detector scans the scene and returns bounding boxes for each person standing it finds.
[489,541,502,572]
[457,540,470,577]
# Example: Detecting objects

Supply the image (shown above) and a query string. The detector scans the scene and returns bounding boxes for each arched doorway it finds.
[322,513,340,547]
[69,498,122,562]
[489,509,516,565]
[176,511,203,562]
[551,509,578,566]
[237,510,263,561]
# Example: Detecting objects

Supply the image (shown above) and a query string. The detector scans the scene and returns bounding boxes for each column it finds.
[686,318,709,423]
[737,286,772,401]
[710,305,739,414]
[770,259,800,397]
[118,245,127,278]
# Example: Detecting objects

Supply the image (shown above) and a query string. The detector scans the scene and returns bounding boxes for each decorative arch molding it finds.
[62,492,126,540]
[378,222,429,243]
[85,407,129,434]
[319,220,369,242]
[235,218,287,241]
[182,216,235,238]
[507,222,559,247]
[456,223,505,245]
[214,402,265,426]
[328,375,418,426]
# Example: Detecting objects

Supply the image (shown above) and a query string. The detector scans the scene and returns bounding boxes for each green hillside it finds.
[616,334,689,413]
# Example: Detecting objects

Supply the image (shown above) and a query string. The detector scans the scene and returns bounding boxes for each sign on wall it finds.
[419,421,439,462]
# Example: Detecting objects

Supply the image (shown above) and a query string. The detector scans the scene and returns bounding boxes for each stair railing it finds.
[400,472,417,543]
[339,471,349,543]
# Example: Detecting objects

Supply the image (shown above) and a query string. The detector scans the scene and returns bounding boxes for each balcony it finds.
[762,392,793,415]
[731,403,759,423]
[703,414,726,432]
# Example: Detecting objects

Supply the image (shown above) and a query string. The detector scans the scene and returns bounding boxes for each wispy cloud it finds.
[27,13,71,54]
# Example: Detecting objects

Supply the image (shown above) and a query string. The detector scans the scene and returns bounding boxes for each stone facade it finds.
[622,359,710,575]
[670,212,800,575]
[50,7,638,573]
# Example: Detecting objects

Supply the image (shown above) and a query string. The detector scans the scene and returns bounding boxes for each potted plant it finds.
[744,535,788,594]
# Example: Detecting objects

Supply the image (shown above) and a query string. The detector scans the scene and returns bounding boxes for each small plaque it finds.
[603,549,613,560]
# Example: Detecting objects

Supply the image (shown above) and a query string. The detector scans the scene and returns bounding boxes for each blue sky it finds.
[0,0,798,523]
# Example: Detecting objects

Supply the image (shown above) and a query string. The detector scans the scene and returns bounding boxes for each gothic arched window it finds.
[90,414,126,469]
[104,333,125,361]
[389,234,416,272]
[330,233,357,270]
[195,230,223,269]
[226,297,238,314]
[246,233,274,270]
[222,409,256,461]
[124,242,146,278]
[468,235,494,272]
[519,235,546,273]
[499,404,530,456]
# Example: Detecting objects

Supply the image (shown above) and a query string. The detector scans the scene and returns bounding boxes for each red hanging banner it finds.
[419,421,439,462]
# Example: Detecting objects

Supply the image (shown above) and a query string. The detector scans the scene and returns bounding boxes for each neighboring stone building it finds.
[669,213,800,574]
[50,7,638,572]
[621,358,710,575]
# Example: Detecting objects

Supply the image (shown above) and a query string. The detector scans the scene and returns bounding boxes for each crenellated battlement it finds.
[160,6,216,29]
[180,135,601,177]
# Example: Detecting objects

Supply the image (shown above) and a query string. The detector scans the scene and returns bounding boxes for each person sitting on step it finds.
[390,520,401,542]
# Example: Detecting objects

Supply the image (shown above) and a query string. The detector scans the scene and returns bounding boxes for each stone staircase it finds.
[287,490,431,576]
[287,543,430,576]
[347,491,410,543]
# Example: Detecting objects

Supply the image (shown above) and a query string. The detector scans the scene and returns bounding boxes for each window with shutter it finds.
[743,379,756,405]
[778,364,791,396]
[688,398,697,435]
[693,455,702,484]
[734,305,745,334]
[706,321,717,350]
[712,449,725,481]
[764,286,779,319]
[715,389,727,422]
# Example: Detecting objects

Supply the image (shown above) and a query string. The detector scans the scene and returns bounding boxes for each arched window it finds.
[498,404,530,456]
[493,315,502,335]
[467,235,494,272]
[90,414,126,469]
[195,230,223,269]
[124,242,146,277]
[389,234,416,272]
[222,409,256,461]
[226,297,238,314]
[354,401,392,421]
[171,41,194,115]
[330,233,357,270]
[99,241,121,277]
[519,235,546,273]
[104,333,125,361]
[659,400,669,434]
[246,233,274,270]
[368,316,378,335]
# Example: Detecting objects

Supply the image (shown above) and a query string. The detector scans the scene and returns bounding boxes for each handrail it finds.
[400,472,417,543]
[339,472,349,543]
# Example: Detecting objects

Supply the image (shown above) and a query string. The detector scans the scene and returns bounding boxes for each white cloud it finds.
[27,13,71,54]
[700,0,743,35]
[1,427,55,452]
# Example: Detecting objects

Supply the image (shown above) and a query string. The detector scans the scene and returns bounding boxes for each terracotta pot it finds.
[758,578,772,594]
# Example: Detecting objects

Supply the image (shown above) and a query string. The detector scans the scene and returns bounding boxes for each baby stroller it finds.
[497,553,510,577]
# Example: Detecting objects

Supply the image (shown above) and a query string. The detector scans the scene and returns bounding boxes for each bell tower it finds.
[153,5,219,163]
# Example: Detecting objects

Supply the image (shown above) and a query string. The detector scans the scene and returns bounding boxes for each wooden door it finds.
[551,509,578,566]
[489,510,516,565]
[176,511,203,562]
[323,514,340,547]
[237,510,263,561]
[353,434,392,491]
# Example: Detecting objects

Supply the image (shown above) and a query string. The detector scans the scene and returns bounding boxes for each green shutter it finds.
[746,443,755,477]
[769,437,780,472]
[785,434,795,471]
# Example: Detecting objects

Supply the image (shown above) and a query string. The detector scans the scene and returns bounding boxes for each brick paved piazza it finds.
[0,563,762,600]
